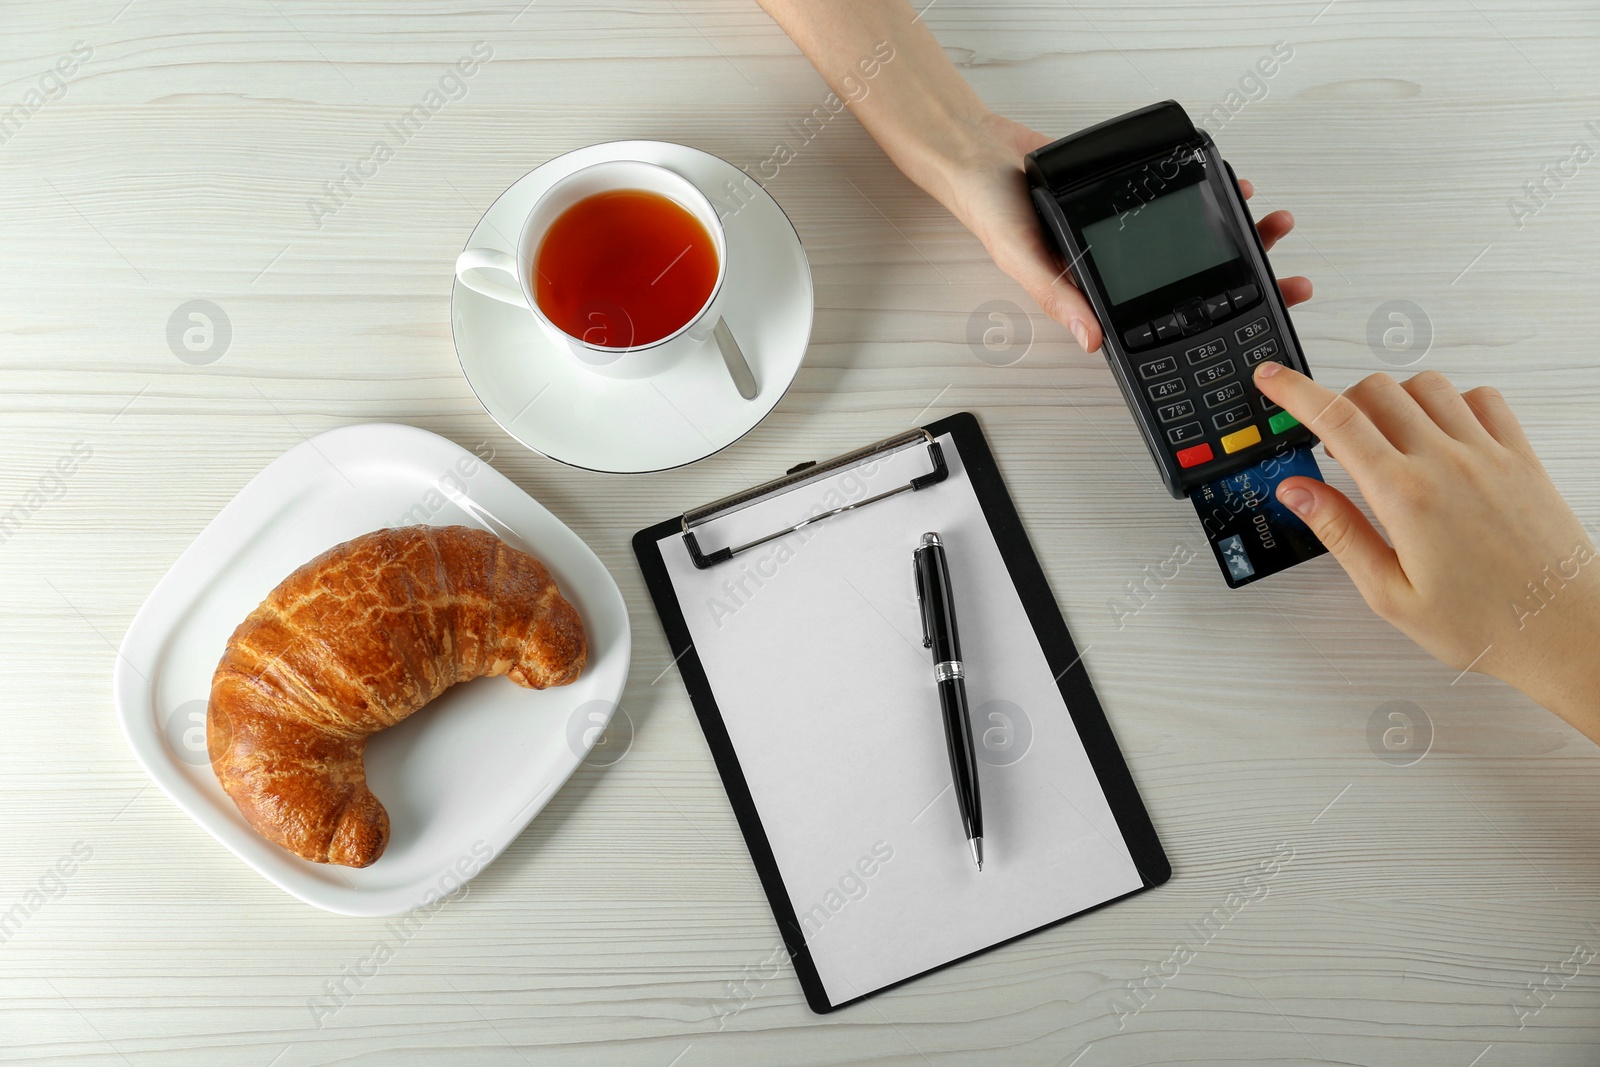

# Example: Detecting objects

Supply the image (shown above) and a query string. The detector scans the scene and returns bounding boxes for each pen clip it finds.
[913,543,934,650]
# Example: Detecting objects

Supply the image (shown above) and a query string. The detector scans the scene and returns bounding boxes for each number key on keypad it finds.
[1202,381,1245,409]
[1147,378,1185,401]
[1185,338,1227,365]
[1156,399,1195,423]
[1212,403,1252,430]
[1235,317,1270,344]
[1194,359,1234,386]
[1241,338,1279,366]
[1139,355,1178,379]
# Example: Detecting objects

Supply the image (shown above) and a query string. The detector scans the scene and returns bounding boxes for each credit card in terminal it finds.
[1190,443,1328,587]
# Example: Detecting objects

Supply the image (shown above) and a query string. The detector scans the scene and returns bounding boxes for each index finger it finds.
[1253,362,1400,477]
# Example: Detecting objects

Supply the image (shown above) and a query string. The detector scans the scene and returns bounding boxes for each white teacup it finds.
[455,159,751,390]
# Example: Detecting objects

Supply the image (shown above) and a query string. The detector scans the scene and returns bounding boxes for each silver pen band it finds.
[934,660,964,682]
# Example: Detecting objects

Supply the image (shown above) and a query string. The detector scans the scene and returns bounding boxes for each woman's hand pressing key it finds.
[1252,361,1600,742]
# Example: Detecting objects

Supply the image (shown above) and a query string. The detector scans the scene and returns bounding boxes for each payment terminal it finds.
[1027,100,1328,585]
[1026,99,1316,498]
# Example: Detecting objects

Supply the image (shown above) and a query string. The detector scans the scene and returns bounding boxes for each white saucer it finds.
[451,141,814,473]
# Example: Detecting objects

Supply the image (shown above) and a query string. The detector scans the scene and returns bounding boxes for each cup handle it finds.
[454,248,529,309]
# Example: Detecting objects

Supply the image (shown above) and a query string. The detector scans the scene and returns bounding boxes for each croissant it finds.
[207,525,587,868]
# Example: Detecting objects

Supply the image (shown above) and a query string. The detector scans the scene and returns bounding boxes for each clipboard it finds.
[633,412,1170,1013]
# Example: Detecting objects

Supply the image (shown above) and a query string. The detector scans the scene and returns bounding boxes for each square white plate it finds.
[113,424,630,915]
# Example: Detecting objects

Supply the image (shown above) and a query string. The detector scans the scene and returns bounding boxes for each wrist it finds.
[864,90,993,210]
[1495,584,1600,740]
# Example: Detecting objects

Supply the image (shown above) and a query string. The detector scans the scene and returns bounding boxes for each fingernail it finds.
[1255,361,1282,379]
[1279,485,1314,516]
[1069,319,1089,350]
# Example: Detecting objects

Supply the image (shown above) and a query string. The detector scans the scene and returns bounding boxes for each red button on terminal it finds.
[1176,442,1214,469]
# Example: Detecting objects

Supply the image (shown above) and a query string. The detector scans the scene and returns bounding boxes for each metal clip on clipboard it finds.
[681,428,950,569]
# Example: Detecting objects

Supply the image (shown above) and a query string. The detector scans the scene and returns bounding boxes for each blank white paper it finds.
[657,433,1144,1004]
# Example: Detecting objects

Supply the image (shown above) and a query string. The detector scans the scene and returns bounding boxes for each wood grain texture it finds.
[3,0,1600,1063]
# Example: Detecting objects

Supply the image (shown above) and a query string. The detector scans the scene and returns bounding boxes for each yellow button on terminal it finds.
[1220,425,1261,454]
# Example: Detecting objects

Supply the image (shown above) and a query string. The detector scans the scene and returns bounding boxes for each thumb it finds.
[1276,476,1408,609]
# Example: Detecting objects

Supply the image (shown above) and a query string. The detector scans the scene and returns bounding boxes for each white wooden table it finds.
[5,1,1600,1063]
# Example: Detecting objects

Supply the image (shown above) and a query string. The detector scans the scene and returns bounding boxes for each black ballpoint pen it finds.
[913,531,984,871]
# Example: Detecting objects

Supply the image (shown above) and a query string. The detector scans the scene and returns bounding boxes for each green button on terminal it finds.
[1268,410,1300,435]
